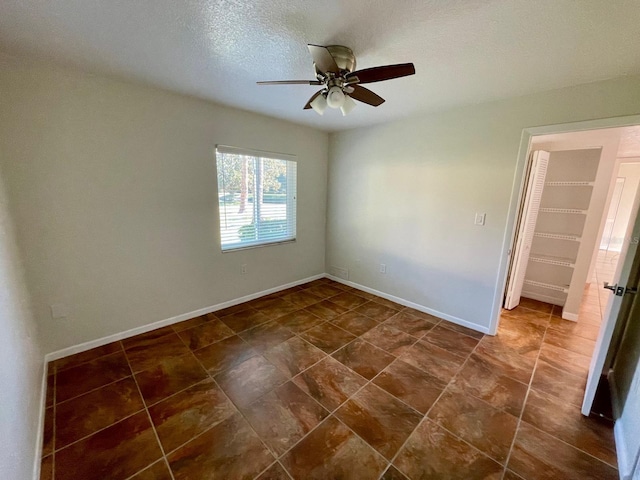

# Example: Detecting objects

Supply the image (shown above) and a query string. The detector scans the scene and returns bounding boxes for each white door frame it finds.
[490,114,640,335]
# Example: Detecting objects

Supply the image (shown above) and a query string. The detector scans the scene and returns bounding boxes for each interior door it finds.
[505,150,550,309]
[582,181,640,416]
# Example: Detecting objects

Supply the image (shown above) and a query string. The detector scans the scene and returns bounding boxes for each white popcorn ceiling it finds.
[0,0,639,132]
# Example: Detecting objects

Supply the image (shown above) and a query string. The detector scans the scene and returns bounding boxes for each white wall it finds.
[0,166,44,479]
[611,162,640,251]
[0,59,329,354]
[327,76,640,332]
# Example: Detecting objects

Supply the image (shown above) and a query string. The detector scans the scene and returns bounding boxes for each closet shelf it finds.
[545,181,594,187]
[539,207,588,215]
[523,280,569,293]
[529,254,576,268]
[533,232,581,241]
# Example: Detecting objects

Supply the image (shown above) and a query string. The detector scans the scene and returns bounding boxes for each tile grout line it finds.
[46,282,507,479]
[121,341,177,480]
[179,337,284,479]
[44,282,357,478]
[508,303,620,472]
[499,306,553,479]
[176,294,618,476]
[51,339,128,377]
[227,288,485,476]
[51,408,146,454]
[518,415,620,470]
[386,331,494,477]
[276,459,295,480]
[121,460,164,480]
[55,372,136,407]
[54,354,133,405]
[48,287,432,463]
[211,299,429,477]
[266,316,448,477]
[49,283,615,479]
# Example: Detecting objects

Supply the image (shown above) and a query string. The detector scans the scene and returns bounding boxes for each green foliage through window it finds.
[216,146,297,251]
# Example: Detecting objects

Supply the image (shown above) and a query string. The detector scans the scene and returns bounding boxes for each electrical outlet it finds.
[241,264,247,274]
[379,263,387,274]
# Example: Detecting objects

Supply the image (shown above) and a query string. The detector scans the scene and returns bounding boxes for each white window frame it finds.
[215,145,297,252]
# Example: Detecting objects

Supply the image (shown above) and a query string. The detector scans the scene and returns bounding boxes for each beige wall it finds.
[327,76,640,332]
[0,166,43,479]
[0,60,329,353]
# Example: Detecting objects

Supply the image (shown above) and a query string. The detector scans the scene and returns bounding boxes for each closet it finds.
[505,148,602,312]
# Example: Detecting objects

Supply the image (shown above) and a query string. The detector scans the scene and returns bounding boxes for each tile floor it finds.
[40,278,618,480]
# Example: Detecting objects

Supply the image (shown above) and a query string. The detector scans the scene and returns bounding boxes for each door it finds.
[582,181,640,416]
[505,150,550,309]
[608,248,640,480]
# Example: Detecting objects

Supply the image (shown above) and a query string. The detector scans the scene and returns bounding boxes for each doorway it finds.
[498,120,640,417]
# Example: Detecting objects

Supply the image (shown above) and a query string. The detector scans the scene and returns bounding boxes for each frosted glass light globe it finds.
[326,86,345,109]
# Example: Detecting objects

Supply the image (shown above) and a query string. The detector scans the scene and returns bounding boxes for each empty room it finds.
[2,1,640,479]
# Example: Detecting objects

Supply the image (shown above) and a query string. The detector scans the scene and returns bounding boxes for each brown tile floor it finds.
[40,278,618,480]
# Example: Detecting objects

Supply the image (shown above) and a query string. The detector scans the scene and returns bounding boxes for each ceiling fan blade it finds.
[348,85,385,107]
[303,90,323,110]
[307,44,340,74]
[346,63,415,84]
[257,80,322,85]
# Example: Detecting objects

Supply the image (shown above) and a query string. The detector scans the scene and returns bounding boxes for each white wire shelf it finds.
[534,232,581,241]
[539,208,588,215]
[545,181,594,187]
[529,254,576,268]
[524,280,569,293]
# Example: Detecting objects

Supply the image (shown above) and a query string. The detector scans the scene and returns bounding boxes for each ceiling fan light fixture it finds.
[257,44,415,114]
[340,94,357,116]
[310,92,327,115]
[326,86,345,109]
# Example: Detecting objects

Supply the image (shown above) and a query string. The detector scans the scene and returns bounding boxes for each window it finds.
[215,145,297,251]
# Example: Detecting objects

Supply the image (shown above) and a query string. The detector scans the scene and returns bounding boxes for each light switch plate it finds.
[475,213,486,226]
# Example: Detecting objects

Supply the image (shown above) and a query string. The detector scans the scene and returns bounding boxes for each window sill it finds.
[221,239,296,253]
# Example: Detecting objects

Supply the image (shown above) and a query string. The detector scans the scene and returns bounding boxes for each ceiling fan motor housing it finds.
[317,45,356,76]
[257,44,415,113]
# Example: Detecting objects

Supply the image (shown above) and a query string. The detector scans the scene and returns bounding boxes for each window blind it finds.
[215,145,297,251]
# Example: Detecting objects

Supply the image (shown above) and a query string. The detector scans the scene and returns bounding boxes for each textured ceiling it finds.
[1,0,640,131]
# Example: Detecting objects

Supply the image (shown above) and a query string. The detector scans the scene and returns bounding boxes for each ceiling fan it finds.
[257,44,415,116]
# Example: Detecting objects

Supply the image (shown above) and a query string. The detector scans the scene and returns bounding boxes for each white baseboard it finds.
[325,275,490,335]
[44,273,325,363]
[521,291,565,307]
[32,361,48,480]
[562,311,579,321]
